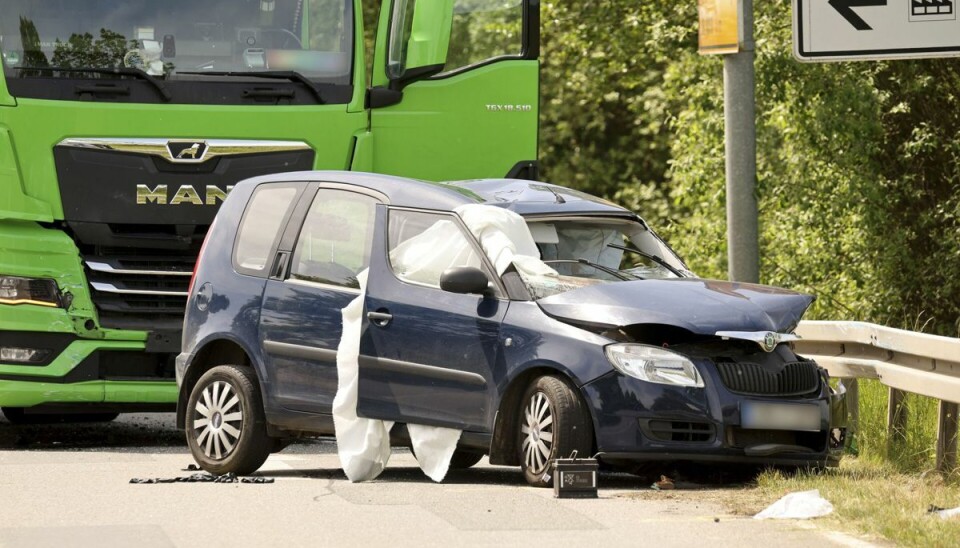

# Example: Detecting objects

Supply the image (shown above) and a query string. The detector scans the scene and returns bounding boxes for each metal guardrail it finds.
[795,321,960,472]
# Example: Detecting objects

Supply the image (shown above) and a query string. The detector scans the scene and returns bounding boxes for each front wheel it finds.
[185,365,271,475]
[518,375,593,487]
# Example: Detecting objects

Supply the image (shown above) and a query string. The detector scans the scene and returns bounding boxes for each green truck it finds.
[0,0,539,421]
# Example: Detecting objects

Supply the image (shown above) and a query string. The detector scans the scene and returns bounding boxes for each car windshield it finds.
[521,217,691,299]
[1,0,352,85]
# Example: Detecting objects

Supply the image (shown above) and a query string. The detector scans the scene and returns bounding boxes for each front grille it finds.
[729,428,826,453]
[80,245,201,331]
[645,420,714,443]
[716,360,820,396]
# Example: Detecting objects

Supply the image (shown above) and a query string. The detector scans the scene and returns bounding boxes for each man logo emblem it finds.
[166,141,208,163]
[763,332,778,352]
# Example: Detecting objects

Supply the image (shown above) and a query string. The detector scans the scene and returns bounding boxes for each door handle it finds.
[367,310,393,327]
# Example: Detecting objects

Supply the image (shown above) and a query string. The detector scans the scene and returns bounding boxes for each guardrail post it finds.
[937,401,958,474]
[847,378,859,438]
[887,388,908,450]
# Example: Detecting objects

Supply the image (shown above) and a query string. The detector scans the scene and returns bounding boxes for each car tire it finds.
[448,449,485,470]
[185,365,271,475]
[517,375,593,487]
[1,408,119,424]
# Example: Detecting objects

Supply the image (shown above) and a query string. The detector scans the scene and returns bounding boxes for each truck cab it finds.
[0,0,539,421]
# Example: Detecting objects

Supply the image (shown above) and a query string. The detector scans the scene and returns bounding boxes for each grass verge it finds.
[753,458,960,547]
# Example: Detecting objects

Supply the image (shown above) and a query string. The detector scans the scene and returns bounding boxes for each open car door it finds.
[367,0,540,181]
[355,206,507,431]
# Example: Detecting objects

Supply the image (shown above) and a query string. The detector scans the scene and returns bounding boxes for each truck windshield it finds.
[0,0,353,103]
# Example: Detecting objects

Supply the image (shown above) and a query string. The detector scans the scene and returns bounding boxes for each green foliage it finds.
[539,1,960,337]
[51,29,132,69]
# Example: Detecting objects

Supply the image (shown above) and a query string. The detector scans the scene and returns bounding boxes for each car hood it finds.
[536,278,814,334]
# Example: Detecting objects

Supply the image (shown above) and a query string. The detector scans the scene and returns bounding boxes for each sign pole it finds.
[722,0,759,284]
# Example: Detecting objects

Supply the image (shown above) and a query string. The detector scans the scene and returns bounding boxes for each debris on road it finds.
[650,475,675,491]
[928,505,960,519]
[130,472,274,484]
[754,489,833,520]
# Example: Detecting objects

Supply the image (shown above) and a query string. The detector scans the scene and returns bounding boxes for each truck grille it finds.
[82,245,200,331]
[716,360,820,397]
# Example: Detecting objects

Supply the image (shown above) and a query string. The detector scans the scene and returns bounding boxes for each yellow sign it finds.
[698,0,740,55]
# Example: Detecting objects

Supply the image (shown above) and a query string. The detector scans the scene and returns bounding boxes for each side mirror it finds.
[439,266,490,295]
[386,0,454,88]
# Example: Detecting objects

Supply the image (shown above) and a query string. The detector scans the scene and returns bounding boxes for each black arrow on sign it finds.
[828,0,888,30]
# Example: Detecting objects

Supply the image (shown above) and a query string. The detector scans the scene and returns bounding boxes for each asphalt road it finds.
[0,414,871,548]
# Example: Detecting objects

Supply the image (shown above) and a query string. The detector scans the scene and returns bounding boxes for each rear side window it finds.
[234,186,298,275]
[388,209,482,288]
[290,189,379,289]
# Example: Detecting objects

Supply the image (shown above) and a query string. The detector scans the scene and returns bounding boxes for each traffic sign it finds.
[793,0,960,61]
[698,0,741,55]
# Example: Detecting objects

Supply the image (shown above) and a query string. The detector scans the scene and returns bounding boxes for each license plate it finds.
[741,402,822,432]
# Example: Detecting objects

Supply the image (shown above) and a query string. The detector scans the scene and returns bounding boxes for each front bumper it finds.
[581,367,847,468]
[0,221,178,409]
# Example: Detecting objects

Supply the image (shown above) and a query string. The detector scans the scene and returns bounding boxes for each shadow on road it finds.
[0,413,184,451]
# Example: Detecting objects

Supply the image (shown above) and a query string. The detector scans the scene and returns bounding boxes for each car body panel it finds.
[538,278,815,334]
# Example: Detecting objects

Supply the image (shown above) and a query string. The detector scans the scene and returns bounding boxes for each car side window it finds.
[234,185,299,275]
[290,189,379,289]
[388,209,483,288]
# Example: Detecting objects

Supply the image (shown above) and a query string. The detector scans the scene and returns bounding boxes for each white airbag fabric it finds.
[455,204,558,279]
[332,270,394,482]
[407,424,462,482]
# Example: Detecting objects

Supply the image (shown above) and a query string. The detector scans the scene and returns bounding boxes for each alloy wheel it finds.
[193,380,243,460]
[520,391,555,473]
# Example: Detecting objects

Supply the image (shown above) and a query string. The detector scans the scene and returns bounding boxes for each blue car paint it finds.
[177,171,844,468]
[538,278,815,334]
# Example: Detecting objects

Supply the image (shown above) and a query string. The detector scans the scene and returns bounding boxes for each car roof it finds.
[235,171,634,217]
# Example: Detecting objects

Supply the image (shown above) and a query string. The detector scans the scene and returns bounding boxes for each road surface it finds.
[0,414,871,547]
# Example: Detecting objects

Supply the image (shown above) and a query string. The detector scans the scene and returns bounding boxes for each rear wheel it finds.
[518,375,593,487]
[185,365,271,475]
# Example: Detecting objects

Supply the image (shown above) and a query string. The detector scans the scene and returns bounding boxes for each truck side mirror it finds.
[387,0,454,88]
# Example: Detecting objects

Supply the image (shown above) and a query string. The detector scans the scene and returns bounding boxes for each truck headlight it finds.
[0,275,62,308]
[604,344,704,388]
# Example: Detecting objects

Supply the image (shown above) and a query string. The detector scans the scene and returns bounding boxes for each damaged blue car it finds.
[175,171,847,485]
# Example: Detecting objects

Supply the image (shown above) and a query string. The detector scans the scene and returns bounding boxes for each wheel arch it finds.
[488,363,597,466]
[176,337,256,429]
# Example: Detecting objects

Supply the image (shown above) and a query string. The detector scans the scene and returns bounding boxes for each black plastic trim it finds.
[5,77,352,105]
[505,160,539,181]
[0,348,176,384]
[358,355,487,387]
[0,332,76,367]
[263,340,337,363]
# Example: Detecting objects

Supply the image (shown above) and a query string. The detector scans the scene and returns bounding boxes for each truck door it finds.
[367,0,539,182]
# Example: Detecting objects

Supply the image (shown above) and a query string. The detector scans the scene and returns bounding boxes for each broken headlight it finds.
[604,344,704,388]
[0,275,62,308]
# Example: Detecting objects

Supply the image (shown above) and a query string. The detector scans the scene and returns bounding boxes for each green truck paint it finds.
[0,0,539,416]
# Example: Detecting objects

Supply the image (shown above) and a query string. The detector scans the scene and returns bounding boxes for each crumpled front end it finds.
[581,336,846,469]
